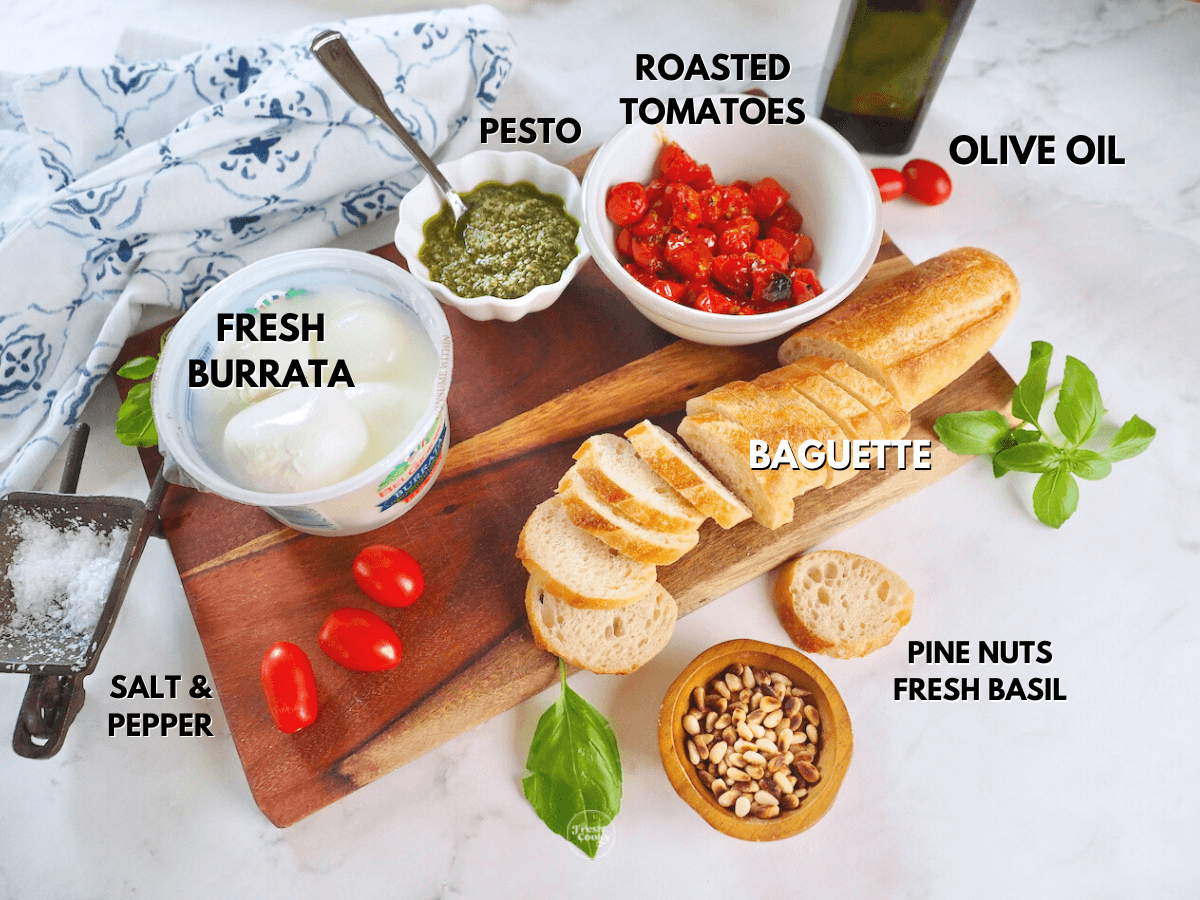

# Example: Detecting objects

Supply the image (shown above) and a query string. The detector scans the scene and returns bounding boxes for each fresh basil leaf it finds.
[1032,465,1079,528]
[934,410,1012,457]
[1054,356,1103,446]
[1066,449,1112,481]
[115,382,158,447]
[116,356,157,380]
[523,660,621,859]
[1011,340,1053,424]
[1102,414,1156,462]
[993,441,1062,474]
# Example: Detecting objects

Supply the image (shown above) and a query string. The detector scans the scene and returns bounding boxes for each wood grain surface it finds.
[115,157,1013,827]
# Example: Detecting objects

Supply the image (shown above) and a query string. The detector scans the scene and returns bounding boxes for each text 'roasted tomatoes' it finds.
[871,168,907,203]
[318,608,403,672]
[901,159,952,205]
[261,642,318,734]
[352,544,424,608]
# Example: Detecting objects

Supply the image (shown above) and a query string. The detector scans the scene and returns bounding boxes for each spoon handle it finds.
[310,30,465,217]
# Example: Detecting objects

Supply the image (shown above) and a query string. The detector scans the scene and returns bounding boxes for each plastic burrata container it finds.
[152,248,453,536]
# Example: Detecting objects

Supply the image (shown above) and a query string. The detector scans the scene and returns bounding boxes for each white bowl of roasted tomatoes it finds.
[581,99,882,346]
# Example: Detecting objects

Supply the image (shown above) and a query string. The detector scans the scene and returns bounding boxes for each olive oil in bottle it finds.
[817,0,975,155]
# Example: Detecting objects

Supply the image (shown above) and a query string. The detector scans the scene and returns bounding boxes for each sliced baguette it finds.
[557,468,699,565]
[749,369,857,488]
[572,434,704,533]
[777,247,1019,410]
[774,550,914,659]
[685,381,822,498]
[677,410,793,529]
[625,420,751,529]
[526,576,678,675]
[516,496,656,609]
[786,356,910,440]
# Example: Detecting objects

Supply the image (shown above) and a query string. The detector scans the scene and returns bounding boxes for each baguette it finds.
[778,247,1019,410]
[685,381,822,498]
[677,410,793,529]
[625,420,751,529]
[516,496,656,609]
[774,550,914,659]
[526,576,678,675]
[787,356,910,439]
[557,468,699,565]
[749,368,858,488]
[572,434,704,532]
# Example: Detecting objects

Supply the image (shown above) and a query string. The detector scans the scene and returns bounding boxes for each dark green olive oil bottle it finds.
[818,0,976,155]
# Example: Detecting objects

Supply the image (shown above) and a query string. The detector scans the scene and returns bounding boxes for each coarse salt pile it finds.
[1,511,129,658]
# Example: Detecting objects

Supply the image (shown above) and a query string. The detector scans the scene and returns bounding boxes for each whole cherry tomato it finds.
[871,168,907,203]
[261,641,318,734]
[749,177,790,220]
[353,544,424,608]
[318,608,403,672]
[901,159,952,205]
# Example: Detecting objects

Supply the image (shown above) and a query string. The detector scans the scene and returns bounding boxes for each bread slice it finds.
[625,420,751,529]
[557,468,699,565]
[677,410,793,529]
[785,356,910,440]
[572,434,704,532]
[774,550,914,659]
[749,369,857,488]
[516,496,656,609]
[685,381,822,498]
[777,247,1019,410]
[526,576,678,675]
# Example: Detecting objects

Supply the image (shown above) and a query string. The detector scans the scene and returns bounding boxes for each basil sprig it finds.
[934,341,1155,527]
[114,355,159,447]
[523,660,622,858]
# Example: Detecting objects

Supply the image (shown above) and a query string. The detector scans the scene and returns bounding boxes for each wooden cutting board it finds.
[115,156,1014,827]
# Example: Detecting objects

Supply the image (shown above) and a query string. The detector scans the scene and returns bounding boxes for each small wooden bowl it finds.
[658,639,853,841]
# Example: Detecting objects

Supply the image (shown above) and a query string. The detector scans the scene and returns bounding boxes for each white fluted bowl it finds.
[394,150,589,322]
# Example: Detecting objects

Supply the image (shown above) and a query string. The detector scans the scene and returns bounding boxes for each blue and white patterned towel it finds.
[0,7,515,494]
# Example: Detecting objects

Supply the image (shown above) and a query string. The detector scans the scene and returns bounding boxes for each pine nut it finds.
[749,724,766,739]
[715,680,731,700]
[734,795,751,818]
[718,789,739,808]
[742,667,756,689]
[769,671,792,687]
[745,765,765,780]
[714,713,732,730]
[727,751,745,768]
[762,710,784,729]
[754,790,779,807]
[726,767,750,783]
[724,672,743,692]
[781,793,801,811]
[736,721,754,741]
[742,750,767,767]
[692,687,706,711]
[695,732,714,749]
[687,740,701,766]
[759,695,782,713]
[733,739,756,754]
[782,696,801,716]
[755,737,779,755]
[755,805,780,820]
[804,704,820,727]
[712,778,727,795]
[683,714,701,736]
[806,723,819,744]
[773,772,794,794]
[795,761,821,784]
[710,741,728,764]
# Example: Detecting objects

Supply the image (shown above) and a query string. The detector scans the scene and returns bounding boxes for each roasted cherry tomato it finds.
[665,182,702,231]
[764,202,802,233]
[691,284,737,314]
[261,642,318,734]
[871,167,907,203]
[754,238,790,273]
[605,182,648,226]
[659,142,702,183]
[651,279,687,302]
[318,608,403,672]
[352,544,424,608]
[664,231,713,281]
[712,253,753,296]
[901,159,952,205]
[749,177,790,220]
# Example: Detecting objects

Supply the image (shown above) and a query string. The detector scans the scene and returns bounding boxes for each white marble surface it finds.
[3,0,1199,896]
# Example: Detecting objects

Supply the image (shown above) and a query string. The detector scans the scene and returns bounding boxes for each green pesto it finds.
[418,181,580,299]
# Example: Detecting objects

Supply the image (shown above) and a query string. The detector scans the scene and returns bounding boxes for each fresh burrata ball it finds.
[341,381,427,452]
[315,298,409,382]
[223,387,369,494]
[214,336,312,404]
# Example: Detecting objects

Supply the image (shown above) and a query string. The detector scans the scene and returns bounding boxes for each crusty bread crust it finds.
[572,435,703,533]
[778,247,1019,411]
[786,356,910,439]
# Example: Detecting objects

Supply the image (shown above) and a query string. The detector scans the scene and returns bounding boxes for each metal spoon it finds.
[310,29,470,230]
